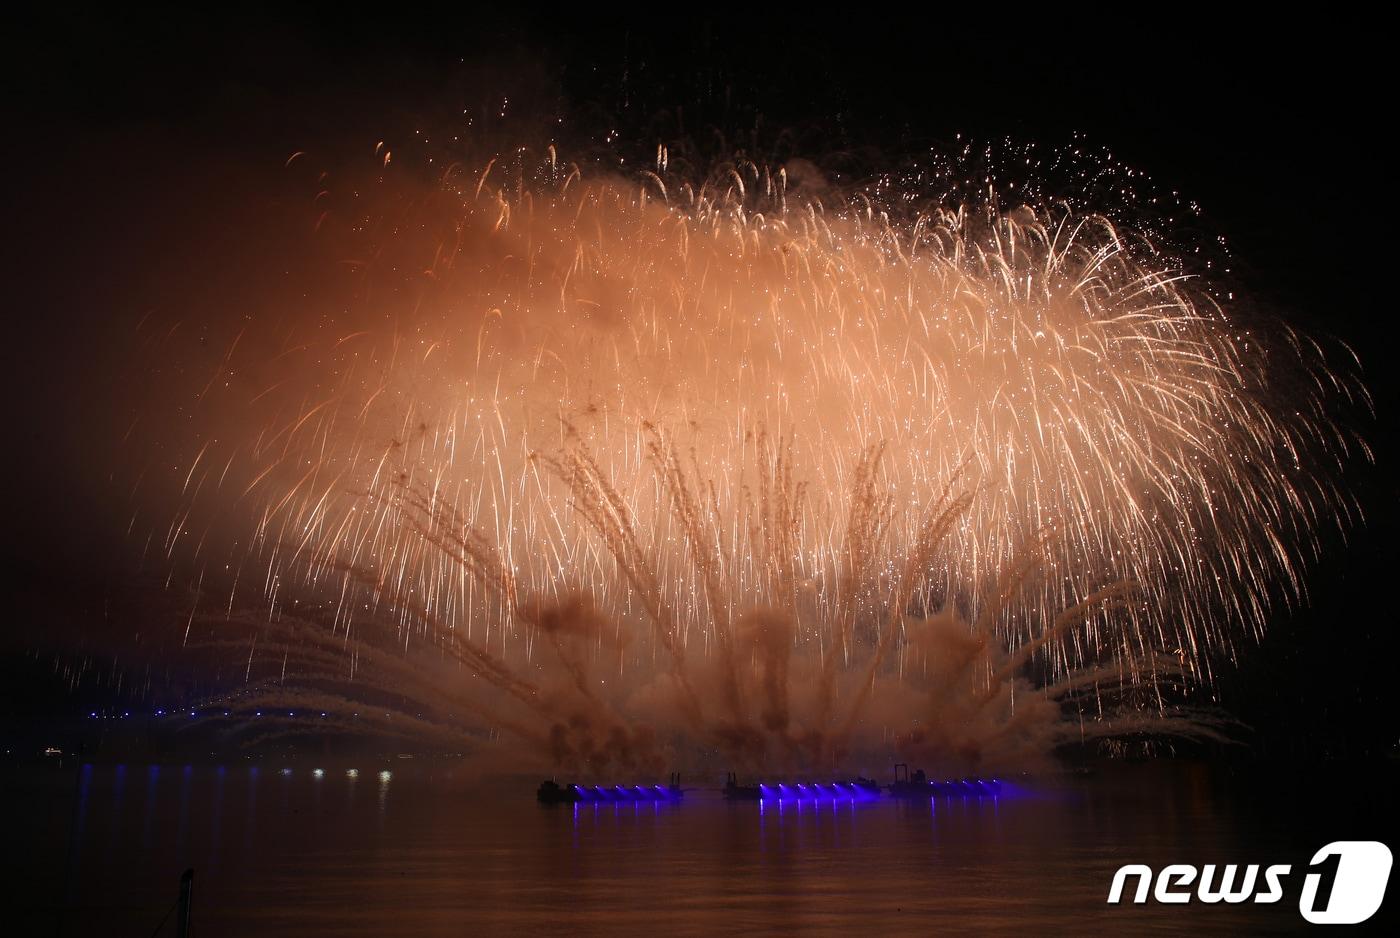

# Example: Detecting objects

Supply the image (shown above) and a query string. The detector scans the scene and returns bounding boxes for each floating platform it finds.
[723,771,883,801]
[540,768,1004,804]
[885,763,1002,798]
[537,773,683,804]
[722,766,1003,801]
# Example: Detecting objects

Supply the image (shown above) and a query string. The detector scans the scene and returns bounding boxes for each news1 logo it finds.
[1107,841,1392,924]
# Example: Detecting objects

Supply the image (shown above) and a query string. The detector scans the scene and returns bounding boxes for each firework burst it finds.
[126,140,1367,773]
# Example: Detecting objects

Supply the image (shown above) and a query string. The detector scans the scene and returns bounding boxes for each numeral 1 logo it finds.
[1299,842,1392,925]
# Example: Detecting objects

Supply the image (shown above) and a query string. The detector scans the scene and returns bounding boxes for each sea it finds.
[3,757,1395,935]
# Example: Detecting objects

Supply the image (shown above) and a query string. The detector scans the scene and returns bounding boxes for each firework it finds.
[125,141,1367,773]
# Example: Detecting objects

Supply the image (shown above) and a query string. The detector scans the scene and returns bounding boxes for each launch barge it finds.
[722,771,883,800]
[886,763,1003,797]
[539,768,1003,803]
[537,773,683,804]
[722,766,1002,801]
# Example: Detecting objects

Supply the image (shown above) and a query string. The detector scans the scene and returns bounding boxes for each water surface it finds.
[4,759,1393,934]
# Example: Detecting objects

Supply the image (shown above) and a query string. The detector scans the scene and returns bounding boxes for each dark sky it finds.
[7,10,1395,755]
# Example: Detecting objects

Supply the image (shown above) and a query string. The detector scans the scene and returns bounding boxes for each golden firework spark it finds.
[132,142,1368,772]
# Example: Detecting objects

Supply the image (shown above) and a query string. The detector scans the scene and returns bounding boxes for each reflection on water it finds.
[1,760,1392,935]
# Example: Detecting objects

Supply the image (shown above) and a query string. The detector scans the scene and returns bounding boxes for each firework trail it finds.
[121,139,1367,774]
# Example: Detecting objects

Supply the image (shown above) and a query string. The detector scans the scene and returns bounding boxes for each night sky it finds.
[6,10,1395,758]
